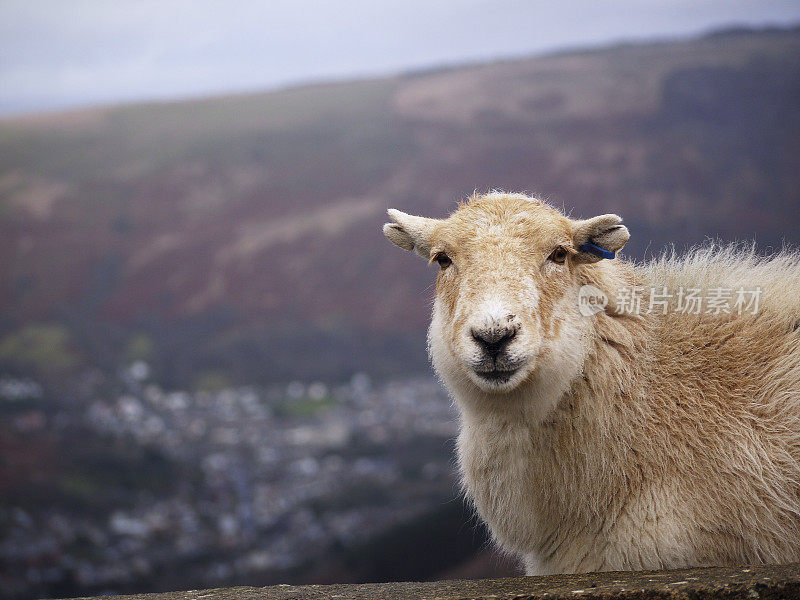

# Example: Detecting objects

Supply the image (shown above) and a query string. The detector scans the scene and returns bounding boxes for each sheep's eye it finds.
[549,246,568,264]
[434,253,452,270]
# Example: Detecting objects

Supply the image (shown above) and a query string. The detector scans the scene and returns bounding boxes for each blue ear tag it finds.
[579,242,616,260]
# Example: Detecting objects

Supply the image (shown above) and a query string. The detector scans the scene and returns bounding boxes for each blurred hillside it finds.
[1,25,799,387]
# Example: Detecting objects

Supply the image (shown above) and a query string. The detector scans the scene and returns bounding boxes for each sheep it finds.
[382,191,800,574]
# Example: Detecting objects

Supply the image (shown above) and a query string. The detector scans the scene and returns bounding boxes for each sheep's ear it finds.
[383,209,437,259]
[572,214,629,263]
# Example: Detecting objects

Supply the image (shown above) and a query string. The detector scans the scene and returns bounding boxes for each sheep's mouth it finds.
[474,368,518,383]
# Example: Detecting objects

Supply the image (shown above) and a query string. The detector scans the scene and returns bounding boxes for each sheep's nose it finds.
[471,326,516,360]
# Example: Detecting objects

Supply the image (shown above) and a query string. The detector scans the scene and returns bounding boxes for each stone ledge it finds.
[68,563,800,600]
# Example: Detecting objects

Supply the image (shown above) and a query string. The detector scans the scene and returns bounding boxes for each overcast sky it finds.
[1,0,798,116]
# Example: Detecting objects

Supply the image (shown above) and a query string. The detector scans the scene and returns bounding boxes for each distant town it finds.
[0,365,462,599]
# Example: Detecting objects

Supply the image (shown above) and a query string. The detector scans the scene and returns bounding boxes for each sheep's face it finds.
[384,193,629,397]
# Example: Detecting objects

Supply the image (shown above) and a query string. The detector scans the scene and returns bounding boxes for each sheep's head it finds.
[383,193,629,398]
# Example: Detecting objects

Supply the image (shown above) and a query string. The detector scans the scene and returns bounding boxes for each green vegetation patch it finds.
[0,323,80,372]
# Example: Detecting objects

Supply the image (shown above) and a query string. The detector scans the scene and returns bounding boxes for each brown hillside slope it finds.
[0,27,798,384]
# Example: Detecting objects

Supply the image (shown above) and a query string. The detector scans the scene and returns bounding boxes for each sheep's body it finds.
[384,192,800,573]
[454,249,800,573]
